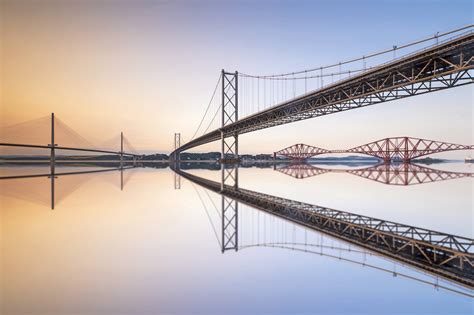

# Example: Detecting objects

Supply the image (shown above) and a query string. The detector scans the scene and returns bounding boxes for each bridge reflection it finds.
[275,162,474,185]
[172,164,474,291]
[2,162,473,293]
[0,162,139,209]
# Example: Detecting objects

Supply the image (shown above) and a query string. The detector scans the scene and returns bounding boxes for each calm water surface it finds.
[1,163,473,314]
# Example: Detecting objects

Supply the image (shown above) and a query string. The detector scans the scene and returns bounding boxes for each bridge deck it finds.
[0,143,139,157]
[174,167,474,288]
[174,31,474,154]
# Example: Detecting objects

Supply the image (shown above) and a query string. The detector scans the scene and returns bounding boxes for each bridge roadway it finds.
[173,167,474,288]
[173,31,474,155]
[0,143,141,158]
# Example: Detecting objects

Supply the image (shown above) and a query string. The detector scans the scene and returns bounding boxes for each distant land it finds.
[0,153,451,164]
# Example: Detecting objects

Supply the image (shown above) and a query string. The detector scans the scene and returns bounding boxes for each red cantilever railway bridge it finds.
[274,137,474,162]
[275,162,474,186]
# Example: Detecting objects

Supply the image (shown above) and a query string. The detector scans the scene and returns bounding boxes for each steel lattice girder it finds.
[275,162,474,185]
[275,137,474,161]
[220,71,239,190]
[346,162,474,185]
[276,163,330,179]
[346,137,474,161]
[275,143,330,160]
[221,195,238,252]
[174,32,474,154]
[174,168,474,288]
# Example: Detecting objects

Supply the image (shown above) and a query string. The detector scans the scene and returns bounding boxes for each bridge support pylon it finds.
[219,70,239,252]
[120,131,124,165]
[221,194,238,252]
[48,112,57,163]
[220,70,239,188]
[172,132,181,161]
[174,172,181,190]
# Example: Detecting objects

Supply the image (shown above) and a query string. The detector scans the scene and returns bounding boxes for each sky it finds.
[1,0,473,156]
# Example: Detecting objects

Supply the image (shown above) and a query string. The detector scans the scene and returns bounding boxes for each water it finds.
[1,163,473,314]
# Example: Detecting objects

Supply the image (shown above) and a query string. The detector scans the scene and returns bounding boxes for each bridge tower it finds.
[174,133,181,161]
[173,133,181,188]
[48,113,56,163]
[48,112,57,210]
[120,131,124,165]
[220,70,239,187]
[220,70,239,252]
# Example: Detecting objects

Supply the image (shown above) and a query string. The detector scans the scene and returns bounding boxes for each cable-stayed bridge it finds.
[0,164,137,209]
[171,26,474,160]
[0,113,143,161]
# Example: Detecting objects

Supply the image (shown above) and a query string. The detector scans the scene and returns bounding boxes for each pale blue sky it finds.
[2,0,472,157]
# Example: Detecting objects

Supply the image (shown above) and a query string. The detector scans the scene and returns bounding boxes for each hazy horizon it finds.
[1,0,472,157]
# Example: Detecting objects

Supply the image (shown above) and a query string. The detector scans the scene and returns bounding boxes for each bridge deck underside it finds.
[175,168,474,288]
[174,33,474,154]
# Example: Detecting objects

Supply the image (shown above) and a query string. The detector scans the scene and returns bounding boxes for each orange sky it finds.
[1,1,472,156]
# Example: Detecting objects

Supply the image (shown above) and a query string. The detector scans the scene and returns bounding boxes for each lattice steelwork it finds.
[347,162,474,185]
[275,143,330,161]
[274,137,474,162]
[221,70,239,189]
[221,195,238,252]
[171,132,181,161]
[174,32,474,153]
[174,168,474,288]
[219,71,239,252]
[276,163,330,179]
[346,137,474,162]
[275,162,474,186]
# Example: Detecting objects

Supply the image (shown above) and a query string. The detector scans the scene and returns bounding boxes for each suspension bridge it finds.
[171,26,474,161]
[2,25,473,292]
[193,190,473,297]
[173,166,473,289]
[274,137,474,162]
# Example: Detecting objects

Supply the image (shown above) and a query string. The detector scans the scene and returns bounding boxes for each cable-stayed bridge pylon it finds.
[0,113,143,160]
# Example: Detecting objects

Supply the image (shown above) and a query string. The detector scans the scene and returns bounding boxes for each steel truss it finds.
[221,70,239,188]
[276,163,331,179]
[174,32,474,153]
[275,143,330,160]
[276,162,474,186]
[221,195,238,252]
[174,168,474,288]
[218,71,239,251]
[346,137,474,162]
[171,132,181,161]
[347,162,474,185]
[275,137,474,161]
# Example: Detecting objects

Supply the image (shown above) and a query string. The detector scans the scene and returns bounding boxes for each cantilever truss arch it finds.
[220,70,239,252]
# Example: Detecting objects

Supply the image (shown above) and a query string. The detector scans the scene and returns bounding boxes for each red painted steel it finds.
[275,162,474,186]
[275,137,474,161]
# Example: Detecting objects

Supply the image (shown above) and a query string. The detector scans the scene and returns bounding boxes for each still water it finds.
[1,162,473,314]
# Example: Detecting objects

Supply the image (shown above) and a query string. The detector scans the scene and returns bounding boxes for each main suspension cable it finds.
[190,74,222,141]
[239,25,473,79]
